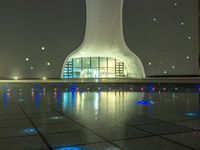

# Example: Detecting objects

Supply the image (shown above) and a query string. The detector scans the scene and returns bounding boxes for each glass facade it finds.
[63,57,128,78]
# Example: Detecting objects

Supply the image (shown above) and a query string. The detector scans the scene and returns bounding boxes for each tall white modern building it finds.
[61,0,145,79]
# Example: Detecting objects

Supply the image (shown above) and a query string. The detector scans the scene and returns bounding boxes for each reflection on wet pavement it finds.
[0,83,200,149]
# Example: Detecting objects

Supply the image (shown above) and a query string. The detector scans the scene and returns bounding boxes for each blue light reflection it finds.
[35,91,39,108]
[3,86,7,107]
[71,84,76,109]
[149,84,153,92]
[134,100,152,105]
[185,112,200,117]
[63,92,69,111]
[55,146,81,150]
[22,128,37,134]
[57,88,61,107]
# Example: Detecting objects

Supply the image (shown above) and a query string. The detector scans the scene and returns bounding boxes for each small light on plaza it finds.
[42,76,47,80]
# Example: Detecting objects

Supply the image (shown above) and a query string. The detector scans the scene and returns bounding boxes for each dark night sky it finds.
[0,0,199,79]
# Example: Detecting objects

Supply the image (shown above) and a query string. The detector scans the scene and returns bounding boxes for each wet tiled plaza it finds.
[0,83,200,150]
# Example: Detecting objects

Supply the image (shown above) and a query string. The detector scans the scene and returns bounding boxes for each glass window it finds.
[107,68,115,78]
[91,58,99,68]
[100,58,107,67]
[108,58,115,68]
[82,58,91,68]
[73,58,81,68]
[63,57,127,78]
[99,67,108,78]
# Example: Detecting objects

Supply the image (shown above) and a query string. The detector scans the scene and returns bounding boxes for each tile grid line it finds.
[115,119,196,150]
[48,105,125,150]
[17,104,53,150]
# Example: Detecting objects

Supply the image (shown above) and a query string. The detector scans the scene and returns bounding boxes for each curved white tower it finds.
[61,0,145,78]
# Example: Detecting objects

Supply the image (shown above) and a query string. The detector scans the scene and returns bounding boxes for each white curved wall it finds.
[61,0,145,78]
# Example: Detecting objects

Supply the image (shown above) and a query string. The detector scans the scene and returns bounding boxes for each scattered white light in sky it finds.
[47,62,51,66]
[181,22,184,26]
[25,57,29,61]
[41,47,45,50]
[148,62,152,66]
[174,2,177,6]
[172,66,175,69]
[186,56,190,60]
[188,36,191,40]
[30,67,34,70]
[153,18,157,22]
[164,71,167,74]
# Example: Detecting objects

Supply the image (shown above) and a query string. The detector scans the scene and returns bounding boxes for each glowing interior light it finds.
[14,76,18,80]
[42,76,47,80]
